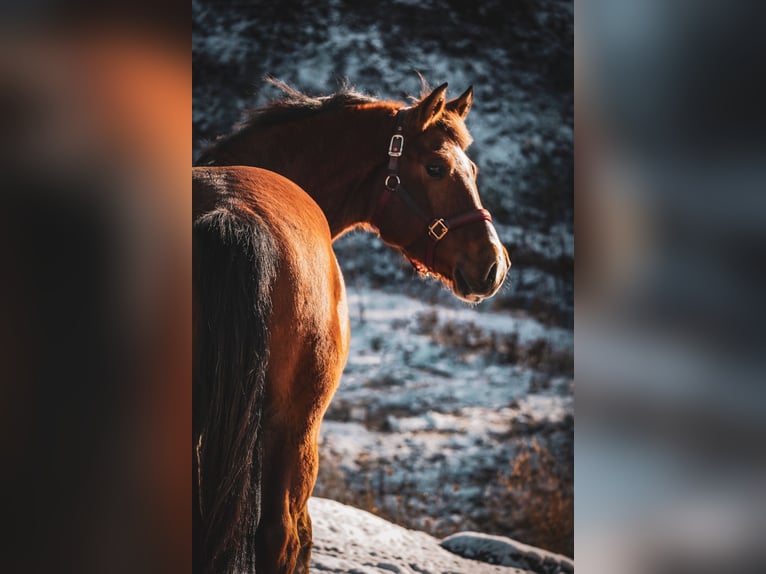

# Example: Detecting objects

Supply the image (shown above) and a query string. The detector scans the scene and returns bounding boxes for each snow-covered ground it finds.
[314,287,573,555]
[328,289,571,422]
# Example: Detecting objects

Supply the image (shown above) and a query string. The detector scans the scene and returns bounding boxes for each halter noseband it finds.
[371,109,492,271]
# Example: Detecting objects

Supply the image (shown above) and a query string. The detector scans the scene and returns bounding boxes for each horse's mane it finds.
[198,77,472,162]
[236,78,381,132]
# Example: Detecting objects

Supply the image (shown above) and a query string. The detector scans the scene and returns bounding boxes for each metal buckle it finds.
[428,219,449,241]
[388,134,404,157]
[384,174,400,190]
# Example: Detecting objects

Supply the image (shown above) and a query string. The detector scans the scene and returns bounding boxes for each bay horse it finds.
[194,81,510,573]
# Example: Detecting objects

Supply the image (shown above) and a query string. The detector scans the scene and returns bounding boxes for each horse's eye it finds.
[425,164,446,179]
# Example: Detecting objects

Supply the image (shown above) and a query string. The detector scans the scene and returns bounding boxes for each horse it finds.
[194,81,511,573]
[193,166,349,574]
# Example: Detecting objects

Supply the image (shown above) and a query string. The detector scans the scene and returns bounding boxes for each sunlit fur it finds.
[199,79,509,303]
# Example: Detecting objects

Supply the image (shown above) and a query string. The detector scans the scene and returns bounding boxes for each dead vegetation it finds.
[415,310,573,377]
[313,432,573,558]
[487,436,574,557]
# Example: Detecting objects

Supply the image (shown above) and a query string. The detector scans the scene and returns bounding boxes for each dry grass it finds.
[487,437,574,557]
[313,434,573,558]
[416,310,573,377]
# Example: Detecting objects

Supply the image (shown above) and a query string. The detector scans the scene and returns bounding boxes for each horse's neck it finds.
[221,109,392,237]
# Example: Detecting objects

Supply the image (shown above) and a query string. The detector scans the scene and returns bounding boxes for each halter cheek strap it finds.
[371,110,493,271]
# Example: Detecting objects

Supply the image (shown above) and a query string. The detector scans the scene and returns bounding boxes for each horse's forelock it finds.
[406,79,473,149]
[435,112,473,150]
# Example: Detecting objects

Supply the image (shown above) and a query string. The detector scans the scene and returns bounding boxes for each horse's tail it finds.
[193,208,277,573]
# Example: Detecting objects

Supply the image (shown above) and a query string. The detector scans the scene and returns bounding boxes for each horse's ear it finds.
[409,82,448,132]
[446,85,473,119]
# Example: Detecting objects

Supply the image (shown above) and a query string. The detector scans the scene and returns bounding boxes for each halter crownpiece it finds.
[371,109,493,271]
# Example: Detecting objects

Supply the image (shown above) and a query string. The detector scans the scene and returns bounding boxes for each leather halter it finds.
[371,109,492,271]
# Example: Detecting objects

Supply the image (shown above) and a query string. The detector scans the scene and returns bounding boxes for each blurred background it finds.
[193,0,575,558]
[577,0,766,572]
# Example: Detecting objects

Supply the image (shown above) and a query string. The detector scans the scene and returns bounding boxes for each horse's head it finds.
[372,83,510,303]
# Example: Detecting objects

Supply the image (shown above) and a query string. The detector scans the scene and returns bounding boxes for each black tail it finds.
[193,208,277,573]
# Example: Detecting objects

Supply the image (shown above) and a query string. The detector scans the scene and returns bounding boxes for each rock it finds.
[309,497,570,574]
[440,531,574,574]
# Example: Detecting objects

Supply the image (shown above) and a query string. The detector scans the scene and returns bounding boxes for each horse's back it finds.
[192,164,347,353]
[193,165,330,242]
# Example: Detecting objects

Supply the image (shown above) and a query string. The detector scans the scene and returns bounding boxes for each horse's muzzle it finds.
[453,247,510,302]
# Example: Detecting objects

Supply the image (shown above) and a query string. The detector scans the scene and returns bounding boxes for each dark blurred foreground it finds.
[0,11,189,574]
[577,1,766,572]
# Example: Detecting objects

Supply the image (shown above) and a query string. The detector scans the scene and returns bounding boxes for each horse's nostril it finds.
[454,266,470,296]
[484,262,498,288]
